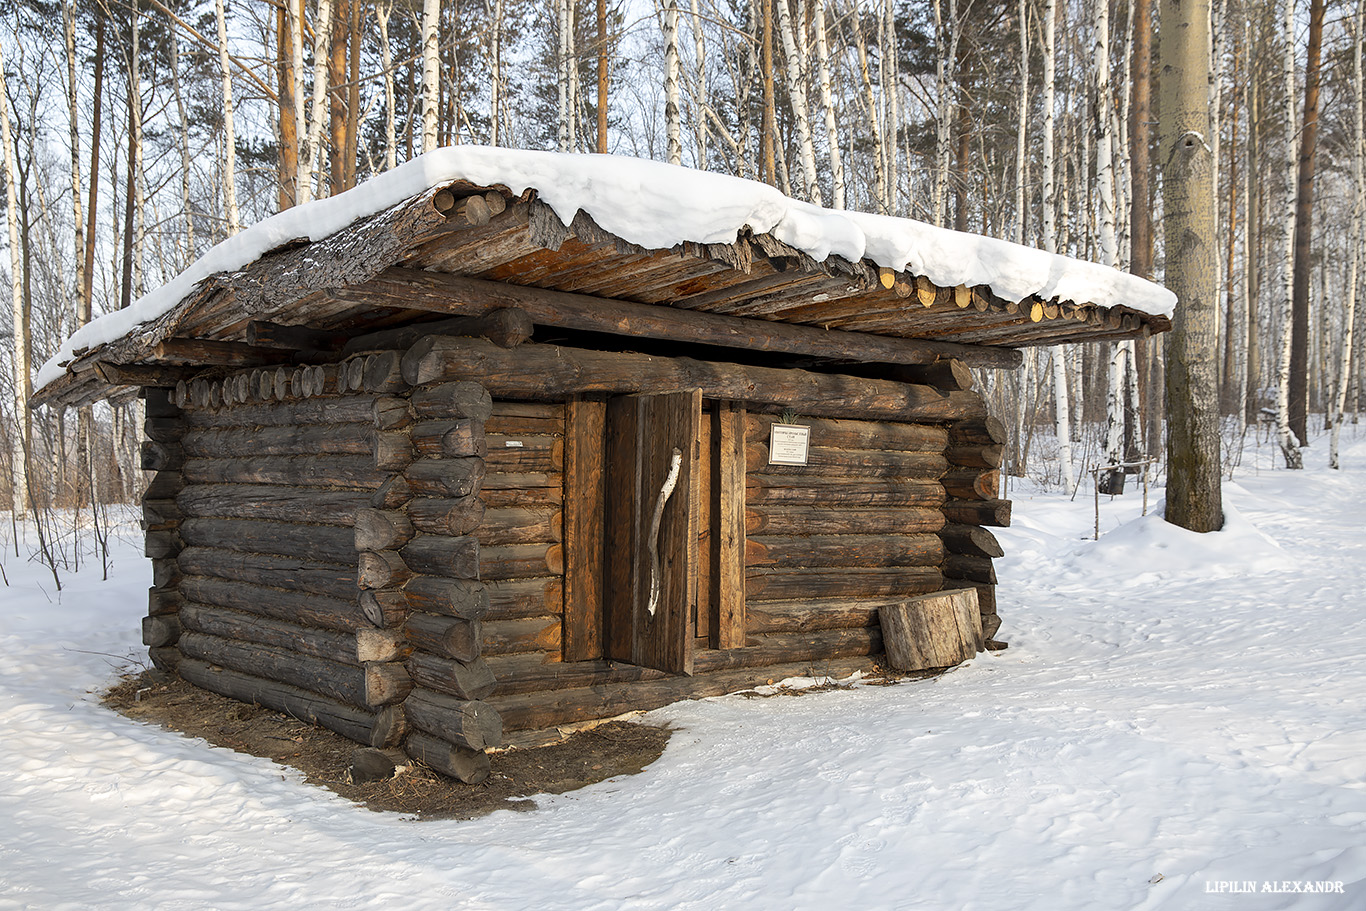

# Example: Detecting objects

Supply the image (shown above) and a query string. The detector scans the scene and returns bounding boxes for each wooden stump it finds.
[878,588,983,671]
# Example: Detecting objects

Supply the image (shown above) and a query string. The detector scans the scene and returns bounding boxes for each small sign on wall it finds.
[768,423,811,466]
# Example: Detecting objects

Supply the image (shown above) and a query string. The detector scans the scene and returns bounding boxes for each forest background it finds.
[0,0,1362,571]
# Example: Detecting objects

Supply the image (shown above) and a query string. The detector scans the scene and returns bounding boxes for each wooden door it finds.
[604,389,701,674]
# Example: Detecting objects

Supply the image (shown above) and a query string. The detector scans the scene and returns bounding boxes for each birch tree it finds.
[1276,0,1302,468]
[1040,0,1073,492]
[813,0,843,207]
[775,0,821,202]
[1160,0,1223,531]
[1330,0,1364,470]
[421,0,440,153]
[214,0,240,231]
[0,38,29,515]
[664,0,682,164]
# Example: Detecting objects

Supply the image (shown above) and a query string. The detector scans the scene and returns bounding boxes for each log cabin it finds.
[33,148,1174,783]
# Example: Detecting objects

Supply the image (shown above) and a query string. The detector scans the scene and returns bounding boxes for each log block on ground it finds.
[878,588,984,672]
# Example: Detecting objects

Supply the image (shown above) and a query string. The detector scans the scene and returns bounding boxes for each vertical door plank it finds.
[563,398,606,661]
[714,402,747,649]
[603,396,640,663]
[633,389,700,674]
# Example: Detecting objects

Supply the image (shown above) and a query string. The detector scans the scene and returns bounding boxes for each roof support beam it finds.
[344,267,1024,370]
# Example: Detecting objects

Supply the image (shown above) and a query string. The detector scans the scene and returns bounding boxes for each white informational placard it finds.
[768,423,811,466]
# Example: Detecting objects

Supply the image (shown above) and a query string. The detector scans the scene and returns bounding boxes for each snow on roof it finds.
[36,146,1176,393]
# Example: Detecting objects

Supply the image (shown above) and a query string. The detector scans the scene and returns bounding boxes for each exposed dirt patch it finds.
[103,669,673,820]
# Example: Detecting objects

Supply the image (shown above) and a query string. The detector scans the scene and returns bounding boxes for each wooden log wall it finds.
[733,412,949,671]
[939,406,1010,643]
[142,388,186,671]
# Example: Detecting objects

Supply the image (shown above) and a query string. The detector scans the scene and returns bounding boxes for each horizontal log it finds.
[404,458,486,498]
[140,440,184,472]
[182,575,366,632]
[945,443,1005,469]
[943,553,998,584]
[691,627,882,673]
[148,586,183,616]
[245,319,345,352]
[403,337,990,423]
[400,535,480,580]
[360,590,409,628]
[361,351,407,393]
[485,577,563,620]
[406,652,497,700]
[182,424,373,459]
[480,485,563,508]
[373,396,413,431]
[744,599,894,634]
[473,506,562,546]
[479,543,563,580]
[376,268,1021,368]
[409,381,494,421]
[143,470,184,499]
[403,576,490,620]
[745,534,944,569]
[177,484,369,525]
[373,431,415,471]
[371,475,412,510]
[183,455,387,490]
[178,658,375,746]
[95,361,195,388]
[949,416,1008,445]
[353,509,415,552]
[182,394,379,428]
[486,657,873,733]
[940,523,1004,558]
[942,468,1000,501]
[404,612,482,662]
[482,616,561,657]
[180,602,406,666]
[143,498,181,529]
[411,419,487,459]
[481,653,671,697]
[151,558,183,589]
[143,416,187,444]
[345,307,534,355]
[405,730,490,785]
[943,498,1012,527]
[407,496,486,536]
[745,506,944,537]
[180,517,357,565]
[141,613,182,647]
[358,550,412,590]
[484,405,564,436]
[371,703,407,748]
[745,414,949,452]
[403,688,503,751]
[746,444,947,478]
[746,567,943,601]
[745,476,946,508]
[483,441,563,473]
[179,632,410,709]
[145,529,183,559]
[177,546,360,601]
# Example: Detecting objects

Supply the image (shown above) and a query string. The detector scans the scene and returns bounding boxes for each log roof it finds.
[33,161,1173,410]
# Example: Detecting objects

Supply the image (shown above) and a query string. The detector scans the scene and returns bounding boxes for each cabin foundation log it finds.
[405,730,491,784]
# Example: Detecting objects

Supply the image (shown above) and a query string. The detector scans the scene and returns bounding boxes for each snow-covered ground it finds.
[2,430,1364,911]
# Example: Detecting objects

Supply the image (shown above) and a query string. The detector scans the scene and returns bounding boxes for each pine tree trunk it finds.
[853,8,886,211]
[1160,0,1223,531]
[377,0,396,165]
[276,2,299,207]
[1013,0,1028,245]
